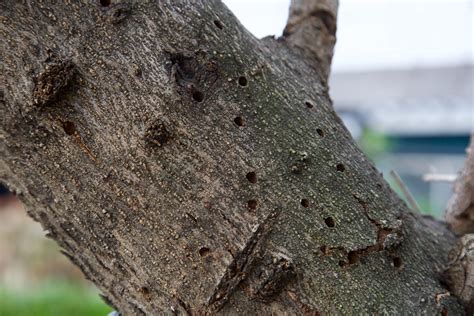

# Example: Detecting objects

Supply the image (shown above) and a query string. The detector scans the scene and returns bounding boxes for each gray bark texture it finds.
[0,1,467,314]
[446,135,474,235]
[444,234,474,314]
[444,136,474,312]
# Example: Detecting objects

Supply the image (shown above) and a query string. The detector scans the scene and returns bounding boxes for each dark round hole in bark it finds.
[305,101,314,108]
[338,260,346,267]
[393,256,403,268]
[336,163,345,172]
[246,171,257,183]
[140,287,150,295]
[238,76,248,86]
[192,90,204,102]
[62,121,76,136]
[199,247,210,257]
[99,0,111,6]
[320,245,328,255]
[324,217,335,227]
[348,251,359,264]
[301,199,309,208]
[247,199,258,210]
[316,128,324,137]
[213,20,224,29]
[234,116,244,127]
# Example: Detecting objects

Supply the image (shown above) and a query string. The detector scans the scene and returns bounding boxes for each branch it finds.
[446,135,474,235]
[444,137,474,313]
[444,234,474,314]
[282,0,339,82]
[0,0,464,313]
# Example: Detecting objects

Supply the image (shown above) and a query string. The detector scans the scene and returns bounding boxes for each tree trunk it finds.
[0,1,465,314]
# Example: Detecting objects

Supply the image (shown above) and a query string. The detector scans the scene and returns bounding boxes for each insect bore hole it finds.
[140,287,150,295]
[213,20,224,29]
[393,256,403,268]
[246,171,257,183]
[199,247,210,257]
[238,76,248,87]
[320,245,329,255]
[99,0,111,7]
[301,199,309,208]
[324,217,335,227]
[234,116,244,127]
[192,90,204,102]
[336,163,345,172]
[316,128,324,137]
[62,121,76,136]
[348,251,359,264]
[247,199,258,210]
[305,101,314,108]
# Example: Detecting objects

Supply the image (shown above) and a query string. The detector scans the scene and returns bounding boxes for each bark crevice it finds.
[206,212,278,312]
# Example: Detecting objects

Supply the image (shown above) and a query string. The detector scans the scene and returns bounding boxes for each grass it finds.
[0,280,112,316]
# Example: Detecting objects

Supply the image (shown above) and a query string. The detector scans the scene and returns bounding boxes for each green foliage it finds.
[358,128,391,160]
[0,280,112,316]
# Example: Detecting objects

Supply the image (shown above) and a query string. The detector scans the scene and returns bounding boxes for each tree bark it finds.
[443,136,474,312]
[0,1,465,314]
[446,135,474,235]
[444,233,474,314]
[283,0,338,82]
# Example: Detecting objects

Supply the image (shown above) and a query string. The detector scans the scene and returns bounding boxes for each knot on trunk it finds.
[33,57,74,106]
[247,254,296,301]
[101,3,131,24]
[145,121,171,147]
[167,52,219,104]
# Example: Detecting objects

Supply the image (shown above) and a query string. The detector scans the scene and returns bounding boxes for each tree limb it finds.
[0,0,464,314]
[283,0,338,82]
[446,135,474,235]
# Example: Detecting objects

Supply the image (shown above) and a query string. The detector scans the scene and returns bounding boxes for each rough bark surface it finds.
[444,234,474,314]
[446,135,474,235]
[444,136,474,313]
[0,1,465,314]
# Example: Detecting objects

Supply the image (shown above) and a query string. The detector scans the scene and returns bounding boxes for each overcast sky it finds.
[223,0,474,72]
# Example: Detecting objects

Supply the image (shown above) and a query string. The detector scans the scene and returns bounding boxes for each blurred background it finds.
[1,0,472,314]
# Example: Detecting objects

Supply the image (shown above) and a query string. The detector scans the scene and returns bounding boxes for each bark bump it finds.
[32,57,74,107]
